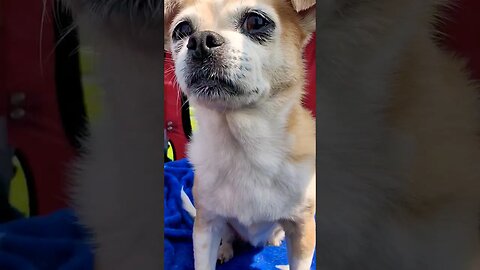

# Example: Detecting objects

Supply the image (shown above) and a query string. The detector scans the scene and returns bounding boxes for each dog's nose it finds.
[187,31,225,60]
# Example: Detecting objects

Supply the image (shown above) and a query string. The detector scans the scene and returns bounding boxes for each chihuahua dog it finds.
[64,0,479,269]
[165,0,316,269]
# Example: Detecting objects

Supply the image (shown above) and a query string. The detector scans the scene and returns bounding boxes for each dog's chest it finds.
[192,148,302,224]
[188,118,311,225]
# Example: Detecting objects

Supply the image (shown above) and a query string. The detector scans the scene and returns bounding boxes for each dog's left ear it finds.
[290,0,316,33]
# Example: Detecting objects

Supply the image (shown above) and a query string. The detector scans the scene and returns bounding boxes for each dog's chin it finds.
[185,79,259,110]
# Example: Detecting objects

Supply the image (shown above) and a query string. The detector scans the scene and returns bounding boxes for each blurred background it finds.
[0,0,479,221]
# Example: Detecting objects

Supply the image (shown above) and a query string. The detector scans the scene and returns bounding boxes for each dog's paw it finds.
[217,243,234,264]
[268,228,285,247]
[275,265,289,270]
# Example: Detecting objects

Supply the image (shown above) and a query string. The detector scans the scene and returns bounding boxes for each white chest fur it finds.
[188,105,314,227]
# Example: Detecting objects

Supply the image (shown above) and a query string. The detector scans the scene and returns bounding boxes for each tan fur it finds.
[290,0,316,12]
[165,1,181,49]
[279,5,316,262]
[287,104,316,163]
[165,0,316,269]
[281,212,316,259]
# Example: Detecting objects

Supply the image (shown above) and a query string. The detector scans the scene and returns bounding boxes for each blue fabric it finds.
[0,158,315,270]
[0,209,93,270]
[164,159,316,270]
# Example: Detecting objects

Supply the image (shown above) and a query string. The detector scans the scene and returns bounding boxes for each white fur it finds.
[187,103,314,270]
[169,1,316,269]
[288,257,314,270]
[181,187,197,218]
[170,2,290,110]
[65,0,314,268]
[193,228,222,270]
[186,100,314,269]
[188,104,313,225]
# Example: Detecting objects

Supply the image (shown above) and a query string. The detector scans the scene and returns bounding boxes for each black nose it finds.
[186,31,225,60]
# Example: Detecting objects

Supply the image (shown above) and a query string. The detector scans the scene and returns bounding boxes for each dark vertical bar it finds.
[160,1,166,267]
[54,1,88,151]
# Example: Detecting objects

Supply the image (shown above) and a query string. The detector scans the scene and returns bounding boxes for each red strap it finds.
[303,33,316,117]
[2,0,75,215]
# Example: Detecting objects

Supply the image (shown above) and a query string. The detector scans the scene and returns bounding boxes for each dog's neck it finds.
[191,84,304,172]
[193,85,301,136]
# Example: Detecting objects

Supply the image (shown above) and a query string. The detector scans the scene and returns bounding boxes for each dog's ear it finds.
[291,0,316,11]
[164,0,182,51]
[290,0,316,33]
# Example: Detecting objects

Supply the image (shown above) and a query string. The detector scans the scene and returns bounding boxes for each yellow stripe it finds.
[9,156,30,217]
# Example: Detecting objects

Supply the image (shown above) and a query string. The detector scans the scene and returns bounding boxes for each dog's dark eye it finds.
[240,11,275,43]
[242,12,271,33]
[172,21,194,41]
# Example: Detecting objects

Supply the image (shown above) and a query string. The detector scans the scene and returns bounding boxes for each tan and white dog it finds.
[165,0,316,269]
[64,0,480,269]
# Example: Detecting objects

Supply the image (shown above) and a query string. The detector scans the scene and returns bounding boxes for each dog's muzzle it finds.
[182,31,247,103]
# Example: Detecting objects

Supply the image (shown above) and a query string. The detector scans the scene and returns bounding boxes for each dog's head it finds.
[165,0,315,110]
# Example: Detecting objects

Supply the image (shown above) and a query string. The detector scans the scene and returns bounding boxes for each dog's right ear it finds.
[290,0,316,33]
[291,0,316,12]
[164,0,182,51]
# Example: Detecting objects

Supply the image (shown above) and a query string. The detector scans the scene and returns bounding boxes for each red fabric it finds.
[303,33,316,116]
[164,54,188,160]
[439,0,480,81]
[0,0,75,215]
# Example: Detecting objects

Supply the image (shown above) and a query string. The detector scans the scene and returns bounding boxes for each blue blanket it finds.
[0,209,93,270]
[165,159,316,270]
[0,159,315,270]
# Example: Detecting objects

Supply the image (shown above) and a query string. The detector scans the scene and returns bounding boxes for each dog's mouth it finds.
[185,72,244,100]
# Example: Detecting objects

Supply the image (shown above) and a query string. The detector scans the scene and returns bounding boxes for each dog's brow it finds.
[173,16,192,27]
[171,9,198,32]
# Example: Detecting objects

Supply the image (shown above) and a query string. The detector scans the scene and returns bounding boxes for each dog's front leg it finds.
[282,214,316,270]
[193,212,225,270]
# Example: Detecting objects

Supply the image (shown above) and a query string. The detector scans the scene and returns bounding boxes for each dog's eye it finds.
[242,12,270,33]
[240,11,275,43]
[172,21,194,41]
